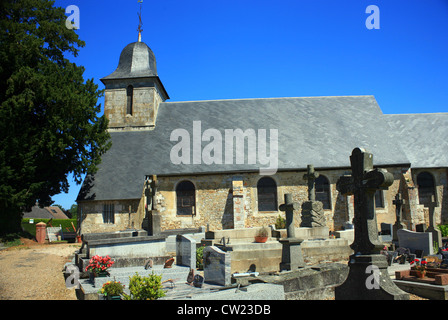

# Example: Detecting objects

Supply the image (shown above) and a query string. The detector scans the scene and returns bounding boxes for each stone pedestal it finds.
[232,177,245,229]
[279,238,305,271]
[392,222,407,242]
[300,201,326,227]
[335,254,409,300]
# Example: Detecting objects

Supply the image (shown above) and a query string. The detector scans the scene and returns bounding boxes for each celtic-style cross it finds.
[336,148,394,254]
[303,164,319,201]
[279,193,300,238]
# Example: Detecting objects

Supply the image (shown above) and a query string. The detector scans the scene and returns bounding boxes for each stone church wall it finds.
[154,167,407,232]
[77,199,140,234]
[77,166,447,235]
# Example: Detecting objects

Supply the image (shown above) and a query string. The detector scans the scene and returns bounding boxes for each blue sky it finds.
[51,0,448,210]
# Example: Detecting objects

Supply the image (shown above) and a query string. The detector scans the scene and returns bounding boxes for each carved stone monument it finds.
[143,175,161,236]
[279,193,305,271]
[232,176,245,229]
[392,193,407,242]
[426,195,442,248]
[334,148,409,300]
[301,165,326,227]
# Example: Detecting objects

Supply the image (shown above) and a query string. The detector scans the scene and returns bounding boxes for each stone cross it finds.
[144,175,160,236]
[334,148,409,300]
[336,148,394,254]
[427,195,438,229]
[426,195,442,247]
[279,193,305,270]
[392,193,406,241]
[303,164,319,201]
[393,193,405,223]
[279,193,300,238]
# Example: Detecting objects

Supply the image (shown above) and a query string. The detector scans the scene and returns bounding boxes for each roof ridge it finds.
[164,95,375,104]
[385,112,448,116]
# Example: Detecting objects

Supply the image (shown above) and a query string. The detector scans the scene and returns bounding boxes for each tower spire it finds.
[137,0,143,42]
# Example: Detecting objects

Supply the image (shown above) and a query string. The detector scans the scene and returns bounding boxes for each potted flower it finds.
[85,255,114,278]
[255,226,269,243]
[410,258,427,278]
[99,280,125,300]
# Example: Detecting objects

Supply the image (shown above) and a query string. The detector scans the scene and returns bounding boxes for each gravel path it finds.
[0,238,81,300]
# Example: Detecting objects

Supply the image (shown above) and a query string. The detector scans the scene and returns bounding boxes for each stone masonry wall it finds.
[78,166,447,234]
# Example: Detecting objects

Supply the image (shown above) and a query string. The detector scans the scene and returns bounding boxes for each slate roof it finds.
[77,95,412,202]
[23,205,69,219]
[101,42,158,80]
[385,113,448,169]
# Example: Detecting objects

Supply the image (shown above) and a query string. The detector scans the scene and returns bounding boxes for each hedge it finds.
[21,218,78,237]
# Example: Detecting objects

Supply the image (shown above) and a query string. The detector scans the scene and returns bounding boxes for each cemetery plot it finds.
[395,268,448,285]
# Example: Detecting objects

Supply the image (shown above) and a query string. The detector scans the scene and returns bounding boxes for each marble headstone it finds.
[203,246,231,286]
[176,234,197,269]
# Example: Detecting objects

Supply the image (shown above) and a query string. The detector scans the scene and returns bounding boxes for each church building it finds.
[76,36,448,236]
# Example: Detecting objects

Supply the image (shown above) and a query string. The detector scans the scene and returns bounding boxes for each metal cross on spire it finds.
[137,0,143,42]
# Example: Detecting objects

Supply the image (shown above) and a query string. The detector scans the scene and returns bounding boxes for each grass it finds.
[0,218,78,248]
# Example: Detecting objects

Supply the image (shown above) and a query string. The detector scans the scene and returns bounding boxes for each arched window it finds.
[417,171,435,205]
[257,177,278,212]
[176,180,196,215]
[315,175,331,209]
[126,85,133,115]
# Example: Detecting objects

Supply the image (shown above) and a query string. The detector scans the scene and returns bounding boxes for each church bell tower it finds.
[100,2,169,131]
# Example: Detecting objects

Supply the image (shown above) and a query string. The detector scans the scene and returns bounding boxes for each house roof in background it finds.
[22,205,69,219]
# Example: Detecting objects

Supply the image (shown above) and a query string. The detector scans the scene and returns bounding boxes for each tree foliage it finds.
[0,0,111,235]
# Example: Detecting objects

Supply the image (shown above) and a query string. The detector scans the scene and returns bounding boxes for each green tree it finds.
[0,0,111,235]
[69,204,78,220]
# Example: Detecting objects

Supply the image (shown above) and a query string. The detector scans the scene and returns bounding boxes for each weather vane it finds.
[137,0,143,42]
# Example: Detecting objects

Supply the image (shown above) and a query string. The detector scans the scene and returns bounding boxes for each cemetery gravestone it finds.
[416,224,426,232]
[425,196,442,248]
[397,229,433,257]
[335,147,409,300]
[301,165,326,227]
[203,246,231,286]
[279,193,305,271]
[392,193,407,242]
[176,234,197,269]
[380,223,393,242]
[143,175,161,236]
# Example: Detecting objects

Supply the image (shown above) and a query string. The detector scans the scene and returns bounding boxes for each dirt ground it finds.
[0,238,428,300]
[0,238,81,300]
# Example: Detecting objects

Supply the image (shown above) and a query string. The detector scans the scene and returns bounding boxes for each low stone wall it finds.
[212,238,352,274]
[235,263,349,300]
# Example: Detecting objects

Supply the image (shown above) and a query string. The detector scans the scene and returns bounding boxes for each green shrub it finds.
[122,272,165,300]
[275,215,286,229]
[438,224,448,237]
[196,245,205,270]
